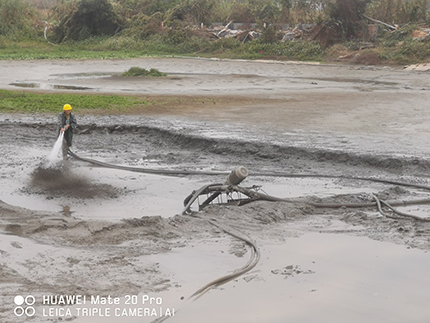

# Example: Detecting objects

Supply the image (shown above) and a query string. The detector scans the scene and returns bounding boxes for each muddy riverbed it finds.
[1,58,430,323]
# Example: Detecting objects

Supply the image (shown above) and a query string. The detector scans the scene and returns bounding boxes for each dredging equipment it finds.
[182,166,261,214]
[68,149,430,221]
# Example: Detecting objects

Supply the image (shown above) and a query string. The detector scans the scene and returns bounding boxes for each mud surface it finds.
[1,58,430,322]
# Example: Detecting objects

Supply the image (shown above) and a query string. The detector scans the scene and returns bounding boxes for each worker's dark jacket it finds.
[57,112,77,147]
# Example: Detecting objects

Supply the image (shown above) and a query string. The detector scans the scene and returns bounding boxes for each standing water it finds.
[47,132,64,166]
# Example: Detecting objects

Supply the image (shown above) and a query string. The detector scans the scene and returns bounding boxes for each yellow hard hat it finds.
[63,104,72,111]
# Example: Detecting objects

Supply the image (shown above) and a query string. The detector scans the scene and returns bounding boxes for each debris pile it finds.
[411,27,430,41]
[195,21,316,43]
[364,15,430,42]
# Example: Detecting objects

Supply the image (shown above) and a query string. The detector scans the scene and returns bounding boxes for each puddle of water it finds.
[0,165,214,220]
[68,167,212,220]
[254,176,386,198]
[56,168,396,220]
[1,162,416,221]
[50,72,115,79]
[9,82,40,88]
[9,82,93,91]
[155,233,430,323]
[53,85,93,91]
[36,233,430,323]
[67,238,243,323]
[0,142,426,221]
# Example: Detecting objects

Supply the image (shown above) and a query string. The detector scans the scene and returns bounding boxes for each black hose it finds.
[150,215,261,323]
[68,150,229,176]
[69,150,430,221]
[69,150,430,192]
[189,218,260,300]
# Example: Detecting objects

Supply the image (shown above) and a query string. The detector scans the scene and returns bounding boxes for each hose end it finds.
[225,166,248,185]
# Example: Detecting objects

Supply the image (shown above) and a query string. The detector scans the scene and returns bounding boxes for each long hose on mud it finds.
[68,149,430,191]
[150,215,260,323]
[69,149,430,221]
[189,218,260,300]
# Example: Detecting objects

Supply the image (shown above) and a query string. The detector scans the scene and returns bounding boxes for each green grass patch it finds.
[3,32,430,66]
[122,67,167,77]
[0,38,157,60]
[0,36,328,62]
[0,90,146,113]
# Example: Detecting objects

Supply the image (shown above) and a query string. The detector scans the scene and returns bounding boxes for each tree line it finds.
[1,0,430,44]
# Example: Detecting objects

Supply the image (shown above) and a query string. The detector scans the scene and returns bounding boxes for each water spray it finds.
[46,132,64,167]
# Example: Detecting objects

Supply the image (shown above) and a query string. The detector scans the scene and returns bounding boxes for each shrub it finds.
[0,0,40,40]
[379,24,418,47]
[259,25,281,44]
[165,0,218,26]
[325,0,371,41]
[121,12,164,40]
[399,39,430,60]
[271,40,325,61]
[53,0,121,42]
[122,67,167,77]
[206,37,240,52]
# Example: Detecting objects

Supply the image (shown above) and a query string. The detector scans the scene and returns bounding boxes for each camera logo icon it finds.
[14,295,36,317]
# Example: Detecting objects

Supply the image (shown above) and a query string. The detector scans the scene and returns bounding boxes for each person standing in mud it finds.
[58,104,77,157]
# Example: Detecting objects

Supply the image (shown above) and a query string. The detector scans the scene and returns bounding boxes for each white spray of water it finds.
[47,132,64,166]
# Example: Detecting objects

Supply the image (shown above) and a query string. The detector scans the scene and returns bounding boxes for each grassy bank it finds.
[2,34,430,66]
[0,89,266,115]
[2,0,430,65]
[0,36,325,62]
[0,90,145,113]
[0,39,154,60]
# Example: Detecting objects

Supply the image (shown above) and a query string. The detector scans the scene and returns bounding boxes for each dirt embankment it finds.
[4,121,430,178]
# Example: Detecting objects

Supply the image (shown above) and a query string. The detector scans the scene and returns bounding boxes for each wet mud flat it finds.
[2,58,430,322]
[2,114,430,323]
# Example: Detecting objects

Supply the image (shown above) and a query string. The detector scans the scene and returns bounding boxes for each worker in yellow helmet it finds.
[57,104,77,157]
